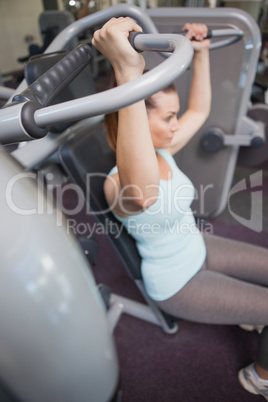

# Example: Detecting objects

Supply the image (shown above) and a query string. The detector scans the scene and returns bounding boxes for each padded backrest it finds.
[25,51,96,133]
[59,122,142,280]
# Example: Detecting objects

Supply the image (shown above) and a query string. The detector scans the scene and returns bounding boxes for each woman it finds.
[92,17,268,400]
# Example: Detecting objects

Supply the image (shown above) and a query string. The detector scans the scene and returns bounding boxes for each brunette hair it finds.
[104,70,177,152]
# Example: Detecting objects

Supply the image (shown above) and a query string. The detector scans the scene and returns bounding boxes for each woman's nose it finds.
[171,119,179,132]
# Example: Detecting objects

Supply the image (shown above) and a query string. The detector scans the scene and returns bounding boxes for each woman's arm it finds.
[92,18,160,216]
[169,23,211,155]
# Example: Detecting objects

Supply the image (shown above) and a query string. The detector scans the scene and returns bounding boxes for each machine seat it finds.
[59,122,142,281]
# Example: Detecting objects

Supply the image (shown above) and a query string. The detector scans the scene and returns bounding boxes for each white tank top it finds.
[108,149,206,301]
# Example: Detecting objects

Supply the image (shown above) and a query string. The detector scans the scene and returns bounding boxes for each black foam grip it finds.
[13,44,94,107]
[206,30,212,39]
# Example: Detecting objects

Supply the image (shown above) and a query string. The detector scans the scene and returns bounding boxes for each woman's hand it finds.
[183,23,210,52]
[92,17,145,84]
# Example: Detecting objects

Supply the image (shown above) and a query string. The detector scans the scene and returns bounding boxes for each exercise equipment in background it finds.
[145,6,264,218]
[18,10,76,64]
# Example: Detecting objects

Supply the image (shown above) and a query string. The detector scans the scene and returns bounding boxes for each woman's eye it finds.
[166,116,172,122]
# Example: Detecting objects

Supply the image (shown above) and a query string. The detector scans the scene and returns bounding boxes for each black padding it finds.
[201,127,225,153]
[21,101,48,139]
[59,123,142,280]
[15,45,93,107]
[24,49,96,133]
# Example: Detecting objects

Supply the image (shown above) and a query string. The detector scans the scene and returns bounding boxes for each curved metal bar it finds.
[154,7,258,43]
[209,28,244,50]
[9,4,245,100]
[210,28,243,37]
[45,3,243,54]
[34,34,193,128]
[46,4,159,53]
[0,86,15,101]
[178,27,244,52]
[8,4,159,100]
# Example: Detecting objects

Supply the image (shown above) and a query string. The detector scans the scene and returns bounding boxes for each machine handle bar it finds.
[178,28,244,50]
[129,28,244,58]
[34,33,193,129]
[0,33,193,144]
[207,28,243,49]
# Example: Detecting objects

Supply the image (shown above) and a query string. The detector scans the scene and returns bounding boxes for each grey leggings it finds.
[155,234,268,370]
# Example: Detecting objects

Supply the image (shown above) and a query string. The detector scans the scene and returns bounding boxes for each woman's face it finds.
[147,90,180,149]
